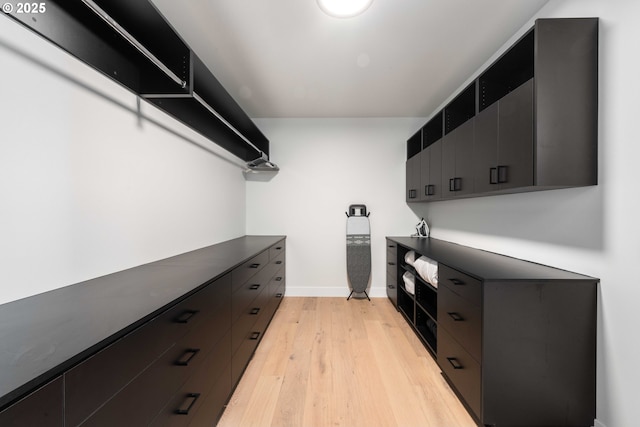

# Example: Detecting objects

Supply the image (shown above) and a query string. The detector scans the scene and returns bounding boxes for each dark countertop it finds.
[0,235,285,410]
[387,236,597,282]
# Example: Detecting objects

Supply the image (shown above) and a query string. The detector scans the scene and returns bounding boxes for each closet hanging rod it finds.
[80,0,187,89]
[193,92,264,158]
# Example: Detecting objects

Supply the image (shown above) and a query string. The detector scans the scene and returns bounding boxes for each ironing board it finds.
[346,204,371,301]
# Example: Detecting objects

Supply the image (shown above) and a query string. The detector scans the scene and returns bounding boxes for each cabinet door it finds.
[474,102,499,194]
[419,147,430,201]
[0,377,63,427]
[443,120,475,198]
[454,119,475,197]
[428,139,442,200]
[406,155,420,202]
[498,79,534,190]
[441,133,456,199]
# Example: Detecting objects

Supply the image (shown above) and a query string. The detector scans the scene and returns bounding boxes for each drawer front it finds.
[257,250,285,290]
[438,328,481,420]
[386,240,398,255]
[231,296,268,356]
[66,274,231,427]
[386,272,398,307]
[231,329,262,386]
[0,377,63,427]
[148,332,232,427]
[439,264,482,305]
[386,258,398,280]
[269,240,286,260]
[232,273,270,322]
[232,251,269,292]
[438,284,482,362]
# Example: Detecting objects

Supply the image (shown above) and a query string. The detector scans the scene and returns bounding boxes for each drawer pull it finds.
[175,348,200,366]
[275,246,283,250]
[250,263,261,269]
[448,278,465,286]
[250,307,261,315]
[388,244,396,248]
[447,357,464,370]
[388,285,395,289]
[275,260,283,265]
[176,393,201,415]
[388,262,396,266]
[275,277,283,282]
[174,310,199,324]
[447,312,464,321]
[250,332,261,340]
[276,293,283,298]
[250,284,261,290]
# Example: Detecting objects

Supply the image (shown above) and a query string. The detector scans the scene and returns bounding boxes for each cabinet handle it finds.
[275,246,283,250]
[426,184,435,196]
[174,310,199,324]
[447,312,464,321]
[498,165,508,183]
[408,189,417,199]
[449,178,455,192]
[388,284,395,289]
[454,177,462,191]
[275,260,283,264]
[388,262,396,266]
[176,393,201,415]
[250,263,261,269]
[276,293,283,298]
[275,276,283,281]
[446,357,464,370]
[175,348,200,366]
[250,284,261,290]
[448,278,465,286]
[388,244,396,248]
[490,167,498,184]
[250,331,261,340]
[250,307,260,315]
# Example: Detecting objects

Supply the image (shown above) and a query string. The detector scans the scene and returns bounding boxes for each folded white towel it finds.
[413,256,438,288]
[404,250,416,266]
[402,271,415,295]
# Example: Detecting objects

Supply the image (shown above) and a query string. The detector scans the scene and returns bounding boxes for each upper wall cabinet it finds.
[406,18,598,202]
[5,0,269,162]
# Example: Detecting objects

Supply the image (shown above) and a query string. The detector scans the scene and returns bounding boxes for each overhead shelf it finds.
[6,0,269,163]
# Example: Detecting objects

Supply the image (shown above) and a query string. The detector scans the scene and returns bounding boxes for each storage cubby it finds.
[407,130,422,160]
[415,308,437,354]
[397,287,414,324]
[423,111,443,147]
[478,29,534,111]
[444,81,476,134]
[415,278,437,320]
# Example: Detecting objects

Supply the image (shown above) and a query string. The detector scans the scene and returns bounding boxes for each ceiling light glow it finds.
[317,0,374,18]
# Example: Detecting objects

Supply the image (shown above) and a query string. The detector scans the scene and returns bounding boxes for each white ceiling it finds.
[150,0,549,118]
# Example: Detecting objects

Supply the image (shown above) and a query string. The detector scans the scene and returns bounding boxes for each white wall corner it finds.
[593,419,607,427]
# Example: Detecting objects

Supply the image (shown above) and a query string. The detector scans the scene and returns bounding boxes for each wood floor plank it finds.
[217,297,476,427]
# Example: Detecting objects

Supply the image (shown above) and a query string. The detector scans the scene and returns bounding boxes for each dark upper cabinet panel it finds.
[406,17,598,202]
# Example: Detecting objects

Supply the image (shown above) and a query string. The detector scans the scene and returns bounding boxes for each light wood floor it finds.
[217,297,476,427]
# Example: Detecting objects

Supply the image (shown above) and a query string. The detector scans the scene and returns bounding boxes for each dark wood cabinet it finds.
[0,236,286,427]
[442,119,475,198]
[386,236,597,427]
[385,239,398,307]
[407,18,598,202]
[0,377,63,427]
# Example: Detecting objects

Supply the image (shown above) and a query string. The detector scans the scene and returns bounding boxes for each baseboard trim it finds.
[284,286,387,298]
[594,419,607,427]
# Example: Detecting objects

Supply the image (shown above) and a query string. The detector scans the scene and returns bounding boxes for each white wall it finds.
[0,17,247,305]
[409,1,640,426]
[246,118,423,297]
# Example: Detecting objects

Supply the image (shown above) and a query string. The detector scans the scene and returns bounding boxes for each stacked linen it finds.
[413,256,438,288]
[402,271,416,295]
[404,250,416,267]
